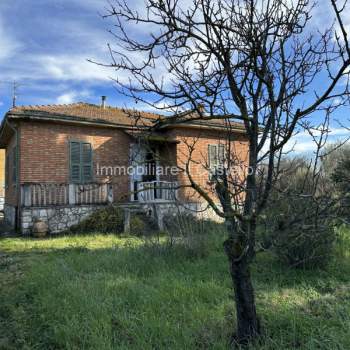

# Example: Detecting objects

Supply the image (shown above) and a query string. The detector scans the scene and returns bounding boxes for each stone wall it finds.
[19,201,223,235]
[21,204,108,235]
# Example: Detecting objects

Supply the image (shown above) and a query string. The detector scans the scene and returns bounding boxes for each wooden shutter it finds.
[70,142,81,183]
[218,144,225,165]
[208,144,217,169]
[81,142,93,183]
[69,141,93,183]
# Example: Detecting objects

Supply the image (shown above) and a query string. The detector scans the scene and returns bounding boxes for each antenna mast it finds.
[12,81,20,108]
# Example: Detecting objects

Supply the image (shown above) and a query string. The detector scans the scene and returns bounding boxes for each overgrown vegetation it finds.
[68,205,124,234]
[163,212,227,258]
[259,156,339,269]
[67,205,158,236]
[0,225,349,349]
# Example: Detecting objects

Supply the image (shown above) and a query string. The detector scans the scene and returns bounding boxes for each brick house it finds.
[0,101,249,234]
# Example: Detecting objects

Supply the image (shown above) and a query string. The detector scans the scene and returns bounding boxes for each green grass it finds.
[0,228,350,350]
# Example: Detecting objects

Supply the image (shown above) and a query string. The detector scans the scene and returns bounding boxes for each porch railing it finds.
[21,183,113,207]
[138,181,178,202]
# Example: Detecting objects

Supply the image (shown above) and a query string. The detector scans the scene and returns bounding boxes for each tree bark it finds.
[224,234,260,346]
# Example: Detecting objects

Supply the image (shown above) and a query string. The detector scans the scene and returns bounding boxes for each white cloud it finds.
[56,92,78,104]
[56,89,92,104]
[0,17,21,62]
[0,54,115,83]
[259,126,350,156]
[39,55,112,82]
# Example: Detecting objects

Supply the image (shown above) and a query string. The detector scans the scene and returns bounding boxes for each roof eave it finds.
[6,112,150,131]
[156,122,247,134]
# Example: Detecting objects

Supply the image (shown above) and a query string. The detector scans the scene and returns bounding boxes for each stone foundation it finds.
[19,201,223,235]
[20,204,108,235]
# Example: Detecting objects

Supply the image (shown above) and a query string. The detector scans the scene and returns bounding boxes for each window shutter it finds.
[218,144,225,165]
[69,141,93,183]
[70,142,81,183]
[82,142,93,183]
[208,145,217,169]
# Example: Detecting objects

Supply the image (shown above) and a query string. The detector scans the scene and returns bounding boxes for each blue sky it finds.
[0,0,349,154]
[0,0,122,114]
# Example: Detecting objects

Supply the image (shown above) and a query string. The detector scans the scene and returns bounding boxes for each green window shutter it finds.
[12,146,17,184]
[70,141,82,183]
[218,144,225,165]
[69,141,93,183]
[82,142,93,183]
[208,145,217,169]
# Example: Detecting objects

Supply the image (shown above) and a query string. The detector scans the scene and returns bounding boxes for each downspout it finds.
[6,119,20,231]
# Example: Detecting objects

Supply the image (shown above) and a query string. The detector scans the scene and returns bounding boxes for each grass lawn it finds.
[0,229,349,350]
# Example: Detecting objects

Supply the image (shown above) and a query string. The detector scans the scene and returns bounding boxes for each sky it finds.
[0,0,349,155]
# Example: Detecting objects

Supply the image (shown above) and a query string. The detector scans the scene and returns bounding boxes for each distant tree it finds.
[101,0,350,345]
[260,152,339,269]
[329,144,350,217]
[322,142,350,180]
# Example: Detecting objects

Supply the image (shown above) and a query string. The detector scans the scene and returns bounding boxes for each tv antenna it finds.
[11,81,26,108]
[0,80,27,108]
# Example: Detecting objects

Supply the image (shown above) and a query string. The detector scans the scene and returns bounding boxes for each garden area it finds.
[1,222,349,349]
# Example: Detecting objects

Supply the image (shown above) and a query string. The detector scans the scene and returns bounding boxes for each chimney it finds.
[101,96,107,109]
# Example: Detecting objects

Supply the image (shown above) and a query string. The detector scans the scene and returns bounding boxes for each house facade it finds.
[0,102,249,234]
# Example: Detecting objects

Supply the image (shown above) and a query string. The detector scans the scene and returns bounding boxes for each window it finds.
[208,144,225,180]
[12,146,17,185]
[69,141,93,183]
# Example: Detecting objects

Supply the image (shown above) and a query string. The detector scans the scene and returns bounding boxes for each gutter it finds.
[5,119,20,231]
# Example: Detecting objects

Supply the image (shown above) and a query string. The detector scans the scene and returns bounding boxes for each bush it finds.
[130,213,158,236]
[260,157,337,269]
[68,205,124,234]
[271,224,336,269]
[334,225,350,260]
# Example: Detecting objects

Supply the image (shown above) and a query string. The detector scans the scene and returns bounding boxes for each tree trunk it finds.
[224,237,260,346]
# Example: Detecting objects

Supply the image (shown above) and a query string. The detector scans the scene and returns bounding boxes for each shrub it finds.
[334,225,350,260]
[271,224,336,269]
[130,213,158,236]
[68,205,124,234]
[260,157,337,269]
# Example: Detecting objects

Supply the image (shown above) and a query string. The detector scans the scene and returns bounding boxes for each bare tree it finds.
[99,0,350,345]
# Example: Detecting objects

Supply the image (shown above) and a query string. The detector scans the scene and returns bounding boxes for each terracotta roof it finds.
[8,102,162,128]
[7,102,246,131]
[156,110,245,130]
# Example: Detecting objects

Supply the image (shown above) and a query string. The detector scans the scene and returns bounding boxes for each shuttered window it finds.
[208,144,225,180]
[69,141,93,183]
[208,144,225,169]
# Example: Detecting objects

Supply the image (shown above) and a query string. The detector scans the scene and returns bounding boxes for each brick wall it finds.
[164,126,249,203]
[11,120,248,208]
[19,120,133,202]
